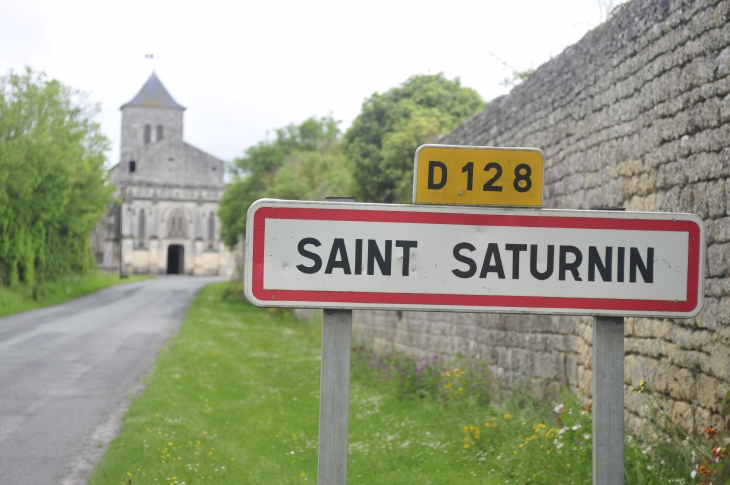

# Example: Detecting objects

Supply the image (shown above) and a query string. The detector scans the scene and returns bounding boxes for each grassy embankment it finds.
[89,282,690,485]
[0,271,154,318]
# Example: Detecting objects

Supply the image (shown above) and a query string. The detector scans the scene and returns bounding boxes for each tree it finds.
[218,115,352,247]
[0,68,113,286]
[343,74,484,203]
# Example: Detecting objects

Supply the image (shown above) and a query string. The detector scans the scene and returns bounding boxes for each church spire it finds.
[121,72,185,110]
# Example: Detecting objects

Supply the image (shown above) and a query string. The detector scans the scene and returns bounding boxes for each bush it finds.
[0,68,112,287]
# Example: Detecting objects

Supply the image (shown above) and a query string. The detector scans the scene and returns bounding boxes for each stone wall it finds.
[352,0,730,435]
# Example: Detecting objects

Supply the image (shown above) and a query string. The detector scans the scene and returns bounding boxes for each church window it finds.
[138,209,146,239]
[144,125,151,144]
[129,160,136,173]
[207,212,215,246]
[167,209,187,238]
[156,125,163,141]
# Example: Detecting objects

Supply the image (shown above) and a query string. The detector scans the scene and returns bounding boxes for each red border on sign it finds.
[251,207,701,312]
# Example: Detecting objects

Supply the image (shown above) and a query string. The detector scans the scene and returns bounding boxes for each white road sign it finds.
[244,199,705,317]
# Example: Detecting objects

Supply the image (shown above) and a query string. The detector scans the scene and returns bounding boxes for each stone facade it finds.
[352,0,730,435]
[93,73,233,276]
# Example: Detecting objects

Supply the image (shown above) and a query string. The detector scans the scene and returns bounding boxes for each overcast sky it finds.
[0,0,625,163]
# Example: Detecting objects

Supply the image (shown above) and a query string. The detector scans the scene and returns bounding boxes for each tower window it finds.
[156,125,163,141]
[129,160,136,173]
[167,209,187,238]
[144,124,151,144]
[138,209,146,239]
[208,213,215,242]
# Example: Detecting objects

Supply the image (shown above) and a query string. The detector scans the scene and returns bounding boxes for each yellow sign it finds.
[413,145,544,207]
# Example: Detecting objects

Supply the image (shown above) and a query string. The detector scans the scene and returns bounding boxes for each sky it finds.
[0,0,626,164]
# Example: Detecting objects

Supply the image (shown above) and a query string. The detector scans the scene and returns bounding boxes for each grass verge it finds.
[90,283,691,485]
[0,271,154,318]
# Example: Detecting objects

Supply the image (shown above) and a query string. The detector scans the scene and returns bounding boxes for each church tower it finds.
[93,73,232,277]
[120,72,184,155]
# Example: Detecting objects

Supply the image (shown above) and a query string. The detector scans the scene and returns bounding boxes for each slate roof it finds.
[121,72,185,110]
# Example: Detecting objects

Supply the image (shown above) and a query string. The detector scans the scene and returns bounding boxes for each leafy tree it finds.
[343,74,484,203]
[218,115,352,247]
[0,68,113,286]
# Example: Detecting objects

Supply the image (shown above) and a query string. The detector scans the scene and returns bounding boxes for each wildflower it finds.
[503,414,512,420]
[712,447,727,460]
[705,426,719,440]
[698,464,717,477]
[554,404,564,414]
[631,380,646,394]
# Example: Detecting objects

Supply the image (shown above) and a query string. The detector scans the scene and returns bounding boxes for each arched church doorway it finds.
[167,245,184,274]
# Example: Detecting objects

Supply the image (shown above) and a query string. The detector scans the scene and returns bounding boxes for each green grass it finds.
[0,271,155,318]
[89,283,691,485]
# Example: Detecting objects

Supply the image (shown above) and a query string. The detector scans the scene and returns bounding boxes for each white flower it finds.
[691,470,697,479]
[584,434,590,440]
[572,424,582,431]
[554,404,564,414]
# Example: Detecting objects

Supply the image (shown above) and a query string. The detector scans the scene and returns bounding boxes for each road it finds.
[0,276,223,484]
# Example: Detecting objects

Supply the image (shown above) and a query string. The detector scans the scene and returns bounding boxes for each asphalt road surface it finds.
[0,276,223,484]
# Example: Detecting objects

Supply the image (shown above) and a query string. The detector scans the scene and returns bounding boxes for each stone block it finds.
[700,351,713,374]
[696,374,720,409]
[707,217,730,245]
[718,297,730,326]
[711,343,730,379]
[656,186,682,212]
[668,368,696,400]
[704,277,730,297]
[680,180,726,219]
[708,242,730,277]
[687,151,730,183]
[685,350,702,371]
[672,401,693,432]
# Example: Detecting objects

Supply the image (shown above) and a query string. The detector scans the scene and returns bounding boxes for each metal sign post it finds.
[317,197,355,485]
[593,316,625,485]
[317,309,351,485]
[592,207,626,485]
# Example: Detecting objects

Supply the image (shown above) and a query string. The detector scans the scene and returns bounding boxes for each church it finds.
[93,73,233,276]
